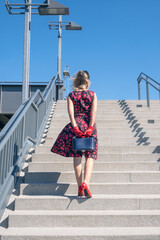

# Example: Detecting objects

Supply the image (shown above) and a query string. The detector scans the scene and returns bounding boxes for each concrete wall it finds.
[0,83,48,114]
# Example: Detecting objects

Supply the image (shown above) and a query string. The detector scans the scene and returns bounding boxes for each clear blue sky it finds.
[0,0,160,100]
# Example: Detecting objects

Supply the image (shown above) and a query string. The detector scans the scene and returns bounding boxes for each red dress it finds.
[51,90,98,160]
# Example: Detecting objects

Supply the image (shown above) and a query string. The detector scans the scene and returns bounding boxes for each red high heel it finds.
[78,185,84,197]
[82,182,92,198]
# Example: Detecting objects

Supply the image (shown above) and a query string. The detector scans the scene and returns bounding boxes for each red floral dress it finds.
[50,90,98,160]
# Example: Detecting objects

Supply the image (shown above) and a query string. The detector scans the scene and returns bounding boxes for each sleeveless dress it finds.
[50,90,98,160]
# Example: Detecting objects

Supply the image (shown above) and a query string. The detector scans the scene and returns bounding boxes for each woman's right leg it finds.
[73,157,82,187]
[84,157,94,186]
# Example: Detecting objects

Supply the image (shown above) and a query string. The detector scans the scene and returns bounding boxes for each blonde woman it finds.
[51,70,98,198]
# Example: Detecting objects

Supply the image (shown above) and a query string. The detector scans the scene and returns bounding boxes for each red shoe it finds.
[78,185,84,197]
[82,182,92,198]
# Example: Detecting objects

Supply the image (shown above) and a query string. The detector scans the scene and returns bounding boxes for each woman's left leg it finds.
[73,157,82,187]
[81,157,94,198]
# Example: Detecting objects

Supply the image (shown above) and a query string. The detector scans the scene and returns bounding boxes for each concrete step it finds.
[54,106,122,109]
[53,111,125,114]
[14,195,160,211]
[28,162,160,172]
[122,100,160,104]
[123,107,160,112]
[20,183,160,195]
[53,113,125,118]
[2,227,160,239]
[48,123,129,129]
[56,104,121,108]
[50,119,128,125]
[43,138,136,146]
[31,153,160,162]
[137,129,160,134]
[54,107,123,111]
[25,171,160,184]
[7,210,160,227]
[128,124,160,129]
[51,116,126,121]
[34,145,159,154]
[53,111,124,115]
[47,128,132,134]
[43,138,160,147]
[47,126,131,132]
[45,132,135,138]
[124,115,160,119]
[58,100,120,103]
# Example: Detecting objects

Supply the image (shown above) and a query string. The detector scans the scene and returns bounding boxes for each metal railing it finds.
[0,75,57,219]
[137,72,160,107]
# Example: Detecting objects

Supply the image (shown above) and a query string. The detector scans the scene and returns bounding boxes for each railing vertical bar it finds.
[0,151,2,185]
[0,149,4,184]
[21,118,24,148]
[6,139,11,177]
[36,108,39,140]
[138,81,141,100]
[22,114,25,149]
[2,144,7,183]
[19,119,22,149]
[18,123,21,146]
[7,138,11,173]
[146,77,150,107]
[9,134,14,169]
[17,125,20,154]
[2,148,5,184]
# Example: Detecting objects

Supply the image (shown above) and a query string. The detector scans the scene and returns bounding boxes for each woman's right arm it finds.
[84,92,97,137]
[67,96,77,128]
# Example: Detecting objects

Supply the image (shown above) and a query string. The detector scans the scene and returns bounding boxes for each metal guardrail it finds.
[137,72,160,107]
[0,75,57,219]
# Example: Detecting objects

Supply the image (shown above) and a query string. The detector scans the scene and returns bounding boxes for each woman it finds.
[51,70,98,198]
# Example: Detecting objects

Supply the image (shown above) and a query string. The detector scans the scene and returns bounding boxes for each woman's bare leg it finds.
[84,157,94,185]
[73,157,82,187]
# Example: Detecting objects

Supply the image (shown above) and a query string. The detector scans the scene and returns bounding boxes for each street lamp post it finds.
[5,0,69,104]
[23,0,31,104]
[63,65,70,99]
[49,19,82,100]
[58,15,62,81]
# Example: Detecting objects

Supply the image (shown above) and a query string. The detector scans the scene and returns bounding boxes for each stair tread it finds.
[26,170,160,173]
[21,182,160,185]
[8,209,160,215]
[2,227,160,236]
[16,194,160,199]
[29,161,160,164]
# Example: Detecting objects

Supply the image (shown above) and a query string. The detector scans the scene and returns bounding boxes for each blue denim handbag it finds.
[72,136,95,152]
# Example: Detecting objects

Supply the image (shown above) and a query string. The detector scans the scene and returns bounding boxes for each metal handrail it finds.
[0,75,57,219]
[137,72,160,107]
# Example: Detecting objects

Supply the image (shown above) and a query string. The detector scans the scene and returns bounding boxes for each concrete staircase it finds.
[1,100,160,239]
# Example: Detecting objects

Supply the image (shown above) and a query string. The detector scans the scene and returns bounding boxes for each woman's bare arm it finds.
[67,96,77,128]
[89,92,97,127]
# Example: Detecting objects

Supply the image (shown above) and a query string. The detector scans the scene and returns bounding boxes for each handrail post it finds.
[138,80,141,100]
[146,77,150,107]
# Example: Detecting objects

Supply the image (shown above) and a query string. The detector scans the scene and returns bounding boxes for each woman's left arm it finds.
[67,96,84,137]
[89,92,97,127]
[67,96,77,127]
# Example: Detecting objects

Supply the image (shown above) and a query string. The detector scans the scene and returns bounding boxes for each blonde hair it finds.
[73,70,91,90]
